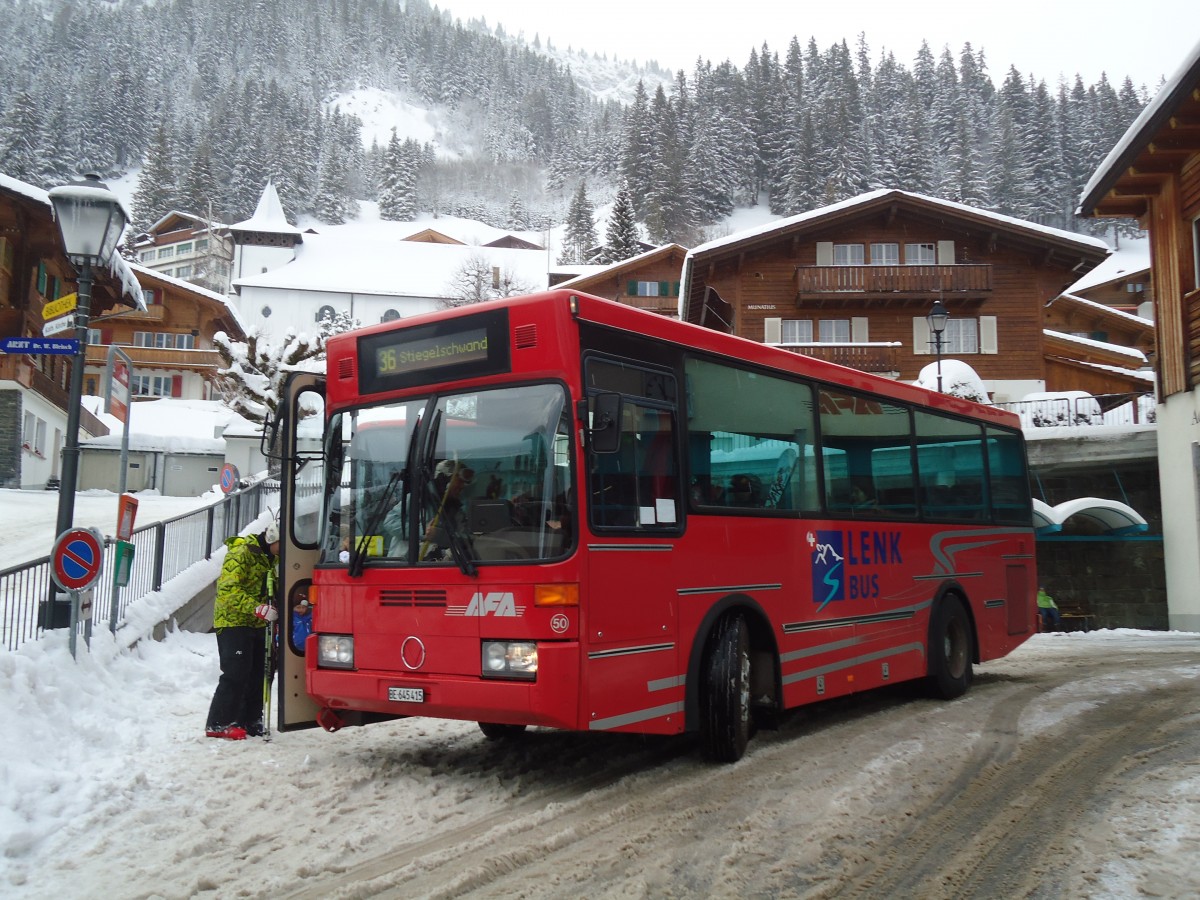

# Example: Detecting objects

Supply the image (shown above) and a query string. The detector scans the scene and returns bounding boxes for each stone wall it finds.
[0,390,20,488]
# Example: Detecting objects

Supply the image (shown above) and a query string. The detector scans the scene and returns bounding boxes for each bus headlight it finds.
[481,641,537,679]
[317,634,355,669]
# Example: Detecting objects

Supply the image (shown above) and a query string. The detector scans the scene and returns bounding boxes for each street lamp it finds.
[45,175,128,628]
[926,299,950,393]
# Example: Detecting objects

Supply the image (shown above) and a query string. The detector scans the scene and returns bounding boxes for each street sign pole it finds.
[105,346,135,634]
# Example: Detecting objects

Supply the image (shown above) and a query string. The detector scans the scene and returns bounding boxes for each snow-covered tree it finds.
[600,188,641,263]
[559,180,597,264]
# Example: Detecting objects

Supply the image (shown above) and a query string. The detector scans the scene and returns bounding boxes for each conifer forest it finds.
[0,0,1148,252]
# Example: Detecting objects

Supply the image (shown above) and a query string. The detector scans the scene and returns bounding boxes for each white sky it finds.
[441,0,1196,90]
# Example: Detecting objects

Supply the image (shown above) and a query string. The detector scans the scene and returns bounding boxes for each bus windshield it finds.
[320,382,574,568]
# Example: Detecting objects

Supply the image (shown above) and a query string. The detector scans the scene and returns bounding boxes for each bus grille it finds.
[379,589,448,607]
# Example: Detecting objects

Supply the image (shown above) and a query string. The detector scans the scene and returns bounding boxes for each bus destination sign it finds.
[358,309,511,394]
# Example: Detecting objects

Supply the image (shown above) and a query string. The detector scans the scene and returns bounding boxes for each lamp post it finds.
[45,175,128,628]
[926,299,950,393]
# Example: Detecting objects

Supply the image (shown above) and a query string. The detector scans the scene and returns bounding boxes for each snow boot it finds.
[205,725,248,740]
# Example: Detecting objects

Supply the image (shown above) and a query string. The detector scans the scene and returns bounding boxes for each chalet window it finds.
[913,315,995,355]
[870,243,899,265]
[382,308,401,323]
[132,374,173,397]
[833,244,864,266]
[87,329,102,345]
[176,242,193,255]
[315,305,336,322]
[133,331,152,347]
[818,319,851,343]
[905,243,936,265]
[627,280,671,297]
[175,265,192,278]
[943,319,979,353]
[781,319,814,343]
[22,411,35,447]
[143,289,160,306]
[175,333,195,349]
[157,246,174,259]
[196,238,209,251]
[140,250,157,263]
[34,418,47,456]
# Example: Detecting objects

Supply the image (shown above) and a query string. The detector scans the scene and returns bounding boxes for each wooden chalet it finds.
[556,244,689,317]
[83,263,247,401]
[1077,37,1200,631]
[680,190,1113,402]
[1,172,143,488]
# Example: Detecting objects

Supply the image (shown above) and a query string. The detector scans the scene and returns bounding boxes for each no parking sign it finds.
[51,527,106,593]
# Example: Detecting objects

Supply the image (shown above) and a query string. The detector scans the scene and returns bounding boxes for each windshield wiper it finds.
[349,469,401,578]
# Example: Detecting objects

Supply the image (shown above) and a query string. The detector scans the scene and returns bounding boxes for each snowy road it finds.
[6,630,1200,899]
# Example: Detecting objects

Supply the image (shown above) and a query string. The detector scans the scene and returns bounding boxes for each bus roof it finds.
[325,288,1022,429]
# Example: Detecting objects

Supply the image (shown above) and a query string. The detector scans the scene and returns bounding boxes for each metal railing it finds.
[994,392,1156,429]
[0,480,280,651]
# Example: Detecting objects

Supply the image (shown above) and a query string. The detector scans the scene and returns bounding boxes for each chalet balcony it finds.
[769,341,901,376]
[795,264,992,303]
[85,345,221,370]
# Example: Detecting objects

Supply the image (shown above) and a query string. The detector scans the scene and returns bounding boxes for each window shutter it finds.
[659,281,669,297]
[37,262,47,295]
[672,281,680,296]
[763,317,782,344]
[851,317,869,342]
[980,316,998,354]
[913,317,931,355]
[101,329,113,344]
[627,280,637,296]
[816,242,833,266]
[171,375,183,398]
[936,241,955,265]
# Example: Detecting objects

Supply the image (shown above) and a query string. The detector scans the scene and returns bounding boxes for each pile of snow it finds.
[913,359,989,402]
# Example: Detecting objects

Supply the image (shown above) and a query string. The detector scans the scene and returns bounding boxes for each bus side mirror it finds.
[260,413,281,461]
[589,393,622,454]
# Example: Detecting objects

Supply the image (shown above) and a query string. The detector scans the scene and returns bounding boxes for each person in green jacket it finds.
[205,523,280,740]
[1037,584,1060,631]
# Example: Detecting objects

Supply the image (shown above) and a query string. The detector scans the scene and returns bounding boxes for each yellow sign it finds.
[42,292,77,321]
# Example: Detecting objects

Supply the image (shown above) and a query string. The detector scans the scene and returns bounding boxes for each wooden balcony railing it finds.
[1187,287,1200,388]
[796,264,992,295]
[85,345,220,370]
[770,342,901,374]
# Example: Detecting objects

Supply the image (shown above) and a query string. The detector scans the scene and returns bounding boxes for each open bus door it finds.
[269,371,327,731]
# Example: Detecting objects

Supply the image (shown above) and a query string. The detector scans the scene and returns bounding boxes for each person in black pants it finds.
[205,523,280,740]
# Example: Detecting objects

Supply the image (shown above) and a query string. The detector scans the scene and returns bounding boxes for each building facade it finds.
[680,190,1116,402]
[1078,38,1200,631]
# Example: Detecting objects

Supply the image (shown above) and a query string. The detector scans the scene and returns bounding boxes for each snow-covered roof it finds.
[80,397,237,452]
[1078,37,1200,215]
[1051,292,1153,330]
[1064,239,1150,294]
[688,189,1111,257]
[228,181,303,236]
[1043,329,1148,363]
[234,223,555,297]
[555,243,687,289]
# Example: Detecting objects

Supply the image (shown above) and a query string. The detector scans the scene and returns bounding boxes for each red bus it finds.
[271,289,1036,761]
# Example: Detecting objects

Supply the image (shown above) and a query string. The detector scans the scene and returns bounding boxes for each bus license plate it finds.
[388,687,425,703]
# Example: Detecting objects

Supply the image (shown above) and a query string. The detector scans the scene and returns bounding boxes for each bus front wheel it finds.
[927,597,973,699]
[701,613,752,762]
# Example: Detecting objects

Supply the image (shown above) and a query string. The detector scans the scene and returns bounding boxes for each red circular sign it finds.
[51,527,105,592]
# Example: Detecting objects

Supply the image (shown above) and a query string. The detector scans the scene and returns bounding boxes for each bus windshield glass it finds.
[320,382,573,567]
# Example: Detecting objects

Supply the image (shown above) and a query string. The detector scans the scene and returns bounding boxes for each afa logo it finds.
[809,530,844,610]
[447,592,526,617]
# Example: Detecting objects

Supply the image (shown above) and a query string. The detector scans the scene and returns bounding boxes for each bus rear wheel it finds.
[701,613,752,762]
[478,722,527,741]
[927,597,973,699]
